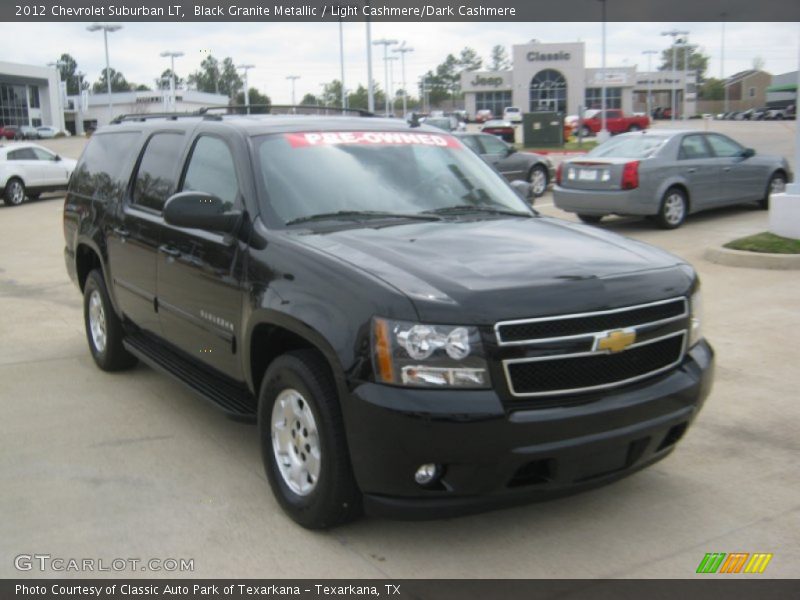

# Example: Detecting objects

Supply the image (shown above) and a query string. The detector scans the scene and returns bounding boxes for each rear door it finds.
[156,134,247,380]
[676,134,719,209]
[705,133,765,203]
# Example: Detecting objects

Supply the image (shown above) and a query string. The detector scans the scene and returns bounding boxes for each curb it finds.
[704,246,800,270]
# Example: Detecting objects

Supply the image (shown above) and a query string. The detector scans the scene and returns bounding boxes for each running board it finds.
[124,332,257,422]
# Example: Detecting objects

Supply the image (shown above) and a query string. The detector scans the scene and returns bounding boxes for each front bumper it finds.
[553,185,654,216]
[344,340,714,519]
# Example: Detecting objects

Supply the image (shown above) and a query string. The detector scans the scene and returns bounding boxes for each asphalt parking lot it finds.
[1,125,799,579]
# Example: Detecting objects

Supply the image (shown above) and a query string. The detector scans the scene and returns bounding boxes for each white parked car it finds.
[35,126,63,139]
[503,106,522,123]
[0,143,77,206]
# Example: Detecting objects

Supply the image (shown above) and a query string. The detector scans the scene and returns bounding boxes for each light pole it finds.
[237,64,255,113]
[286,75,300,106]
[598,0,609,141]
[678,38,690,120]
[662,29,689,122]
[372,38,398,117]
[46,60,67,128]
[365,6,374,113]
[75,70,85,134]
[393,43,414,119]
[338,20,346,111]
[86,23,122,121]
[159,51,183,112]
[721,19,729,113]
[642,50,657,118]
[386,56,399,117]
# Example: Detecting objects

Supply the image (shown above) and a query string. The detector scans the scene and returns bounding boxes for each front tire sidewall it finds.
[656,188,688,229]
[760,173,786,209]
[83,270,136,371]
[528,165,548,198]
[4,178,25,206]
[258,352,361,529]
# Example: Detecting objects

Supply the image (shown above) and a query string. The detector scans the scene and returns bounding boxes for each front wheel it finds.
[759,172,786,209]
[580,125,592,137]
[528,164,548,198]
[577,214,603,225]
[3,178,25,206]
[628,124,642,132]
[83,270,138,371]
[258,350,362,529]
[655,187,688,229]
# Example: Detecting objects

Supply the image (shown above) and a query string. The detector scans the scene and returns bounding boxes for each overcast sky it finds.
[1,22,797,101]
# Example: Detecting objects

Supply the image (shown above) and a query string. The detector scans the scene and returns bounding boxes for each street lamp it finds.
[598,0,609,141]
[237,64,255,113]
[642,50,658,118]
[159,51,183,112]
[365,4,374,113]
[372,38,398,117]
[676,38,690,121]
[662,29,689,122]
[46,60,67,128]
[392,43,414,119]
[386,56,399,117]
[286,75,300,106]
[338,20,346,112]
[86,23,122,120]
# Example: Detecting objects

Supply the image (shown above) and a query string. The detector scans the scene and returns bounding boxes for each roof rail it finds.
[197,104,374,117]
[109,112,202,124]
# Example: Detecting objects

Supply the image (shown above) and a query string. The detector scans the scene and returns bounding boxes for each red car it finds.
[578,109,650,136]
[480,119,515,144]
[0,126,20,140]
[475,109,493,123]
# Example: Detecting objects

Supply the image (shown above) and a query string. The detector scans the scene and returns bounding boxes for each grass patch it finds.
[724,232,800,254]
[522,139,599,152]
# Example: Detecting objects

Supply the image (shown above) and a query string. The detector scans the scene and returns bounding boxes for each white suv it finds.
[503,107,522,123]
[0,143,77,206]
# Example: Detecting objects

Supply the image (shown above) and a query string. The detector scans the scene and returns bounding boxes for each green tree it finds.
[133,83,151,91]
[658,43,710,81]
[56,53,89,95]
[233,87,271,113]
[489,45,510,71]
[92,68,132,93]
[699,77,724,101]
[458,47,483,72]
[187,55,221,94]
[346,84,383,112]
[300,93,318,105]
[219,58,243,98]
[156,69,183,91]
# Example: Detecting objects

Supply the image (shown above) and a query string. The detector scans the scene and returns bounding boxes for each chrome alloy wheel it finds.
[88,290,107,353]
[663,192,686,226]
[7,180,24,205]
[271,388,321,496]
[529,167,547,197]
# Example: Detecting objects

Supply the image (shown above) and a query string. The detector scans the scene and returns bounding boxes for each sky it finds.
[0,21,797,102]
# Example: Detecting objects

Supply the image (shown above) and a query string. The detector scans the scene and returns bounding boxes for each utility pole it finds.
[86,23,122,121]
[365,13,374,113]
[386,56,399,117]
[642,50,657,117]
[393,43,414,119]
[662,29,689,121]
[338,20,346,112]
[159,51,184,111]
[237,64,255,113]
[286,75,300,106]
[372,38,398,117]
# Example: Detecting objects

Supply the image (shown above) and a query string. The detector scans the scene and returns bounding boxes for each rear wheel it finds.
[655,187,688,229]
[577,214,603,225]
[759,172,786,209]
[258,350,362,529]
[628,124,642,132]
[528,164,548,197]
[83,270,138,371]
[581,125,592,137]
[3,178,25,206]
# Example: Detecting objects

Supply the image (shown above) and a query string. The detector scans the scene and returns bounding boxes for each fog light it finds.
[414,463,441,486]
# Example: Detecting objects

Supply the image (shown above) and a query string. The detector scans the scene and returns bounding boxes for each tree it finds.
[187,55,221,94]
[699,77,724,101]
[346,84,384,111]
[219,58,243,98]
[489,45,510,71]
[92,68,132,93]
[300,93,318,105]
[56,53,90,95]
[233,88,271,113]
[658,43,710,81]
[458,47,483,72]
[156,69,183,91]
[420,47,484,109]
[752,56,766,71]
[133,83,151,91]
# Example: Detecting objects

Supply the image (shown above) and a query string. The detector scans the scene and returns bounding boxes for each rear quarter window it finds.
[70,131,142,203]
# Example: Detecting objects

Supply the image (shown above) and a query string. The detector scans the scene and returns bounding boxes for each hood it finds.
[291,216,693,324]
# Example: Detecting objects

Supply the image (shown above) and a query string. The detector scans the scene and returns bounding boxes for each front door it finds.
[478,134,528,181]
[157,135,246,380]
[705,133,765,203]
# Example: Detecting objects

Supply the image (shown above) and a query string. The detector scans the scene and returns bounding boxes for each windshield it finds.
[588,135,668,159]
[255,131,532,226]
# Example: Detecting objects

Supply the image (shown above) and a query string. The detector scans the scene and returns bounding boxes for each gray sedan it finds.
[553,130,792,229]
[454,132,554,198]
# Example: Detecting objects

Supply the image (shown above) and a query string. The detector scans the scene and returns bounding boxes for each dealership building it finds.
[461,41,697,118]
[0,60,66,132]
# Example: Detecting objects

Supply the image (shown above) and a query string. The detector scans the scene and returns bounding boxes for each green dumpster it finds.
[522,111,564,147]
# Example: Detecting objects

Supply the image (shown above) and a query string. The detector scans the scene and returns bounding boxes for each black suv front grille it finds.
[505,332,685,397]
[496,298,687,344]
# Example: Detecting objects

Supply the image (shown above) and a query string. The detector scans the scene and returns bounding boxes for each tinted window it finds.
[480,134,508,155]
[70,131,141,202]
[132,133,185,211]
[679,135,712,160]
[181,136,239,210]
[706,134,743,158]
[460,135,483,154]
[7,148,36,160]
[31,147,55,161]
[589,135,668,158]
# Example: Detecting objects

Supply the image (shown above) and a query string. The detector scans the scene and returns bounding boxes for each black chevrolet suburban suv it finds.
[63,110,714,528]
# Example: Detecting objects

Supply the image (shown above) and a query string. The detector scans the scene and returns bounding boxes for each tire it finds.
[528,164,548,198]
[577,214,603,225]
[83,269,138,371]
[655,187,688,229]
[581,125,592,137]
[628,124,641,132]
[258,350,362,529]
[3,178,26,206]
[759,172,786,209]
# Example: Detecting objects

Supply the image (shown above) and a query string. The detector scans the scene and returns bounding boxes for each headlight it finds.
[689,289,703,347]
[372,317,490,388]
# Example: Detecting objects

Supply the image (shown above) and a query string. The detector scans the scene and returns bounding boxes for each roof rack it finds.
[109,111,202,124]
[197,104,374,117]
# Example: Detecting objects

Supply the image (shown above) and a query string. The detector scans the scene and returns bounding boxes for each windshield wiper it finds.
[422,205,532,218]
[286,210,441,226]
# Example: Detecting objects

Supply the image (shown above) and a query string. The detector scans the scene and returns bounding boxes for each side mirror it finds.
[54,154,61,162]
[510,179,532,200]
[741,148,755,158]
[163,191,241,233]
[506,145,517,156]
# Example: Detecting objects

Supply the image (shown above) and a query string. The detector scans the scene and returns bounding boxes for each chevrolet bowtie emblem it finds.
[595,329,636,353]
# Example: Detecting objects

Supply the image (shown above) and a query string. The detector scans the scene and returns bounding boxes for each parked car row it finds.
[714,106,795,120]
[0,124,69,140]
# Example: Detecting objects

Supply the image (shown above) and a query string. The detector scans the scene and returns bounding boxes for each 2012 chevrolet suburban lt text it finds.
[63,110,714,529]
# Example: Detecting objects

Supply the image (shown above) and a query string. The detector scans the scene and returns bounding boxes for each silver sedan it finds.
[553,130,792,229]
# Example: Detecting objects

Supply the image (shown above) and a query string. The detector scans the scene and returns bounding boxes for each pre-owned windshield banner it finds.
[285,131,462,148]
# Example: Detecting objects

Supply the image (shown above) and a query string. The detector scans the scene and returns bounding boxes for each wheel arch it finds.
[656,179,691,214]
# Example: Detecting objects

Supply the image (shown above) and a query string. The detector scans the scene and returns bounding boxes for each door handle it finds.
[113,226,130,238]
[158,245,181,258]
[686,168,697,173]
[723,167,732,172]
